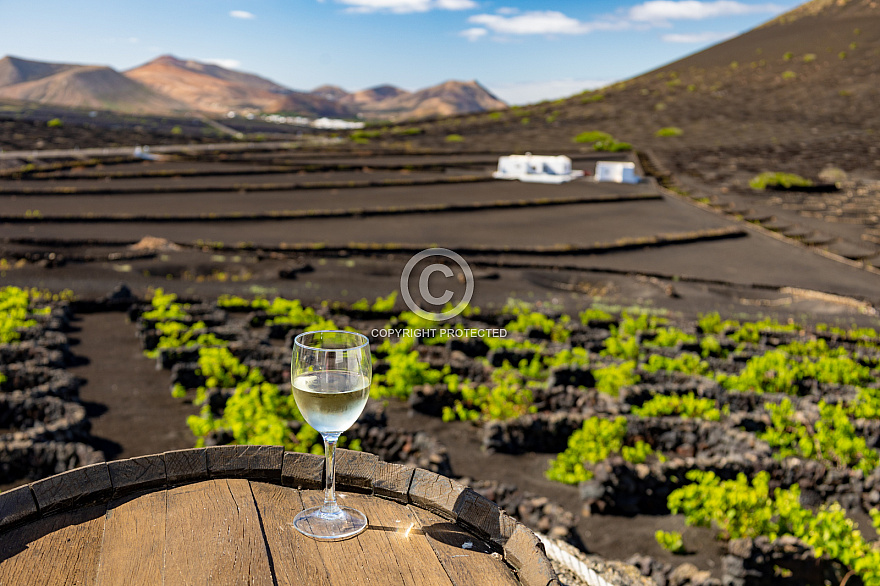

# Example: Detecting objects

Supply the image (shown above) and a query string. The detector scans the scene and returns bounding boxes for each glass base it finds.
[292,505,368,541]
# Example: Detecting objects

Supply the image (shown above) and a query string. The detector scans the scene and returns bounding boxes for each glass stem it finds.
[321,433,341,515]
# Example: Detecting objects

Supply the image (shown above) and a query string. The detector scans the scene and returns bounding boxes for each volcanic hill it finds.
[123,55,352,118]
[0,56,186,114]
[348,80,506,120]
[290,81,505,120]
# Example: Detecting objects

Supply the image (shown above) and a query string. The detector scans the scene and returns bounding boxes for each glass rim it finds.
[293,330,370,352]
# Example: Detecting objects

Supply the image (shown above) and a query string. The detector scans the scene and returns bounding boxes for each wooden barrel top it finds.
[0,446,559,586]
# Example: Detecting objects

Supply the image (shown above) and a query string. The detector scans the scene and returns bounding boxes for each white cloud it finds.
[466,10,634,37]
[436,0,477,9]
[335,0,475,13]
[629,1,782,22]
[462,2,781,42]
[468,11,593,35]
[465,2,784,40]
[661,30,734,42]
[460,27,488,41]
[204,58,242,69]
[489,78,611,106]
[229,10,256,19]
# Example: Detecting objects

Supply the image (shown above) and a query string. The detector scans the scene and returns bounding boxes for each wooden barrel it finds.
[0,446,559,585]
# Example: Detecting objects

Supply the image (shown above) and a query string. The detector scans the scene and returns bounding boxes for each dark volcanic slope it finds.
[407,0,880,173]
[625,0,880,150]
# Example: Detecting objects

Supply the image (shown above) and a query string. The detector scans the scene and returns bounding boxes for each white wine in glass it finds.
[290,330,371,540]
[292,371,369,434]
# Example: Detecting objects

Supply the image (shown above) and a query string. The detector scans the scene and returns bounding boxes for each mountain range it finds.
[0,54,506,120]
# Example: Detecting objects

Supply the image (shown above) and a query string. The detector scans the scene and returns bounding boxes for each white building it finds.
[594,161,640,184]
[133,146,158,161]
[311,117,365,130]
[493,154,585,184]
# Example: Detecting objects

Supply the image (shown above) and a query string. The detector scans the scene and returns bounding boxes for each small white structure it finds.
[594,161,640,184]
[493,154,585,184]
[311,117,365,130]
[133,146,158,161]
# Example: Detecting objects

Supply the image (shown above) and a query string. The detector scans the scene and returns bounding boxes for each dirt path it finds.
[67,311,200,460]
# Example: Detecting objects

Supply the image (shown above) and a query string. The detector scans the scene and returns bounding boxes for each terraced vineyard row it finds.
[0,287,103,487]
[129,289,582,546]
[124,287,880,585]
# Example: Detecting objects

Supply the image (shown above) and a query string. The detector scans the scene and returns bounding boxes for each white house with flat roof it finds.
[594,161,640,184]
[493,154,585,184]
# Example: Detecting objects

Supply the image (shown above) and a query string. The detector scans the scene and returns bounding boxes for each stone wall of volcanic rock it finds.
[0,303,103,484]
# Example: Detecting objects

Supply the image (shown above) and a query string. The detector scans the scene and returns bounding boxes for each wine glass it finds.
[290,330,372,540]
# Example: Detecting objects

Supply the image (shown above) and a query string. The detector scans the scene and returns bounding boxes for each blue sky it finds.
[0,0,802,105]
